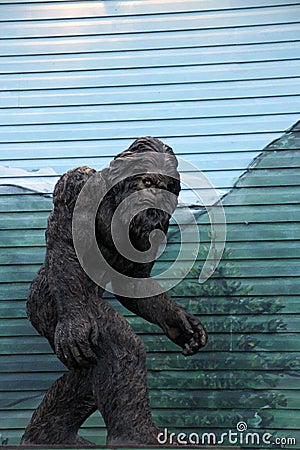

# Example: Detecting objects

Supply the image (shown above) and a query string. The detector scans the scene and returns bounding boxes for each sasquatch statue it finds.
[21,137,207,446]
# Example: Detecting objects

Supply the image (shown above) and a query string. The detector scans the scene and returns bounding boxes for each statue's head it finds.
[105,137,181,251]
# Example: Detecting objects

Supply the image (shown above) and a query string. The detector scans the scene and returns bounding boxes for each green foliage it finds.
[167,246,296,437]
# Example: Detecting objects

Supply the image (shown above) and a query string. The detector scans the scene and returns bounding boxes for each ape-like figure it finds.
[21,137,207,446]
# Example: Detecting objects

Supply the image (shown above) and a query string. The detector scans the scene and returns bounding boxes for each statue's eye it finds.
[144,179,152,188]
[157,182,167,190]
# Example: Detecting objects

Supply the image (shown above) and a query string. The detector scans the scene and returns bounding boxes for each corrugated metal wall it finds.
[1,0,300,188]
[0,0,299,446]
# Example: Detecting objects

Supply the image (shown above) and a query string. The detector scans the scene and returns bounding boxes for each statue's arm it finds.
[114,282,207,356]
[45,167,102,368]
[46,230,100,368]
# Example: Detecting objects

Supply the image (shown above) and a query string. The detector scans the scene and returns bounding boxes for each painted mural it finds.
[0,0,299,447]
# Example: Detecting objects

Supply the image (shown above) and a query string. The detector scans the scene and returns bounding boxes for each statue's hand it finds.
[164,308,207,356]
[54,312,98,368]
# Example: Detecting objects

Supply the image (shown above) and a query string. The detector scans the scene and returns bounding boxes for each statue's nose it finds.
[139,188,157,206]
[148,187,157,196]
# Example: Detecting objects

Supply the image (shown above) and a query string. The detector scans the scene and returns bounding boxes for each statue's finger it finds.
[177,314,193,339]
[182,338,197,356]
[70,343,91,368]
[56,342,76,368]
[189,318,207,347]
[77,340,97,365]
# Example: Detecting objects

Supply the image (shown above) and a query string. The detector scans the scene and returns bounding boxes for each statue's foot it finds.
[21,433,96,447]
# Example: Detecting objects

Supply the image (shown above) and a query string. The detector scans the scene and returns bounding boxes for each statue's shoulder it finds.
[52,166,106,211]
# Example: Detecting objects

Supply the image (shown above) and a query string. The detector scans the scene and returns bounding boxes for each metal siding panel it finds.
[1,96,300,126]
[0,114,298,143]
[2,60,300,91]
[1,78,299,109]
[0,133,293,160]
[1,0,300,13]
[1,0,300,10]
[0,23,299,47]
[2,39,300,65]
[0,4,299,25]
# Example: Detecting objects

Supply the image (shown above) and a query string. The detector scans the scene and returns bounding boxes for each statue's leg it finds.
[21,267,97,445]
[91,298,161,446]
[21,368,97,445]
[23,267,161,445]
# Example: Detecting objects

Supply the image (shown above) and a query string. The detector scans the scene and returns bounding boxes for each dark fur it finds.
[21,137,207,446]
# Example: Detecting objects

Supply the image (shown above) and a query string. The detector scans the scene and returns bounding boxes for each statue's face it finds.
[114,173,178,223]
[108,173,178,254]
[102,141,181,255]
